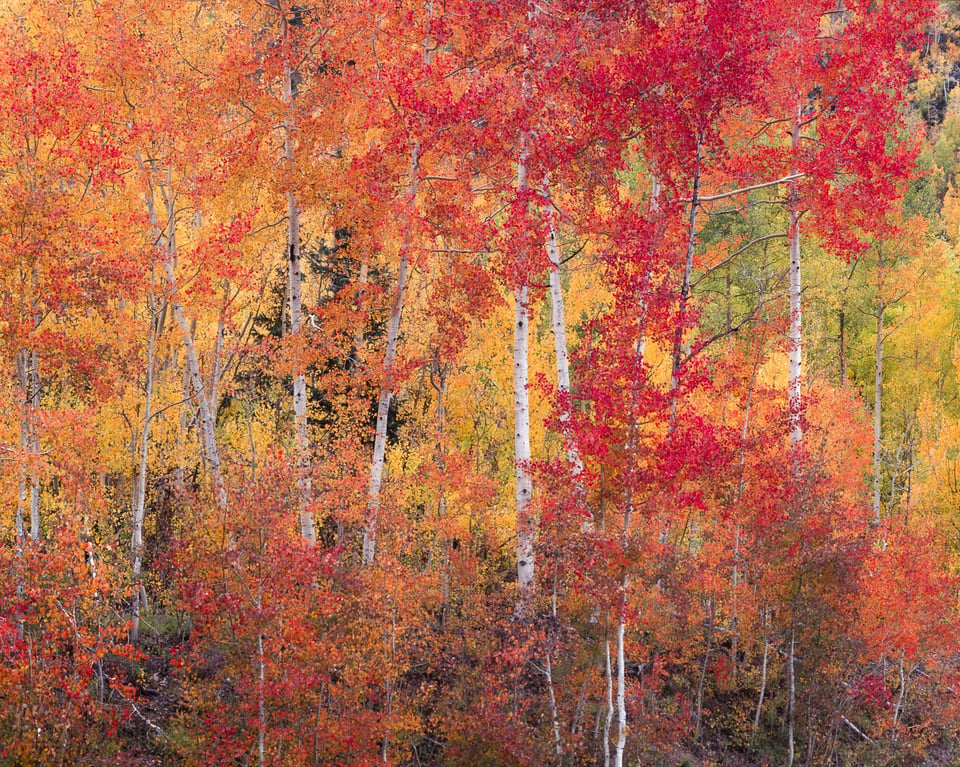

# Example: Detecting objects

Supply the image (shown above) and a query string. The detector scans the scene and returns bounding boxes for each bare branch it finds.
[688,174,805,203]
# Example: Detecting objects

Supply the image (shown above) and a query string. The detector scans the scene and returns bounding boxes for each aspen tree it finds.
[278,3,316,544]
[788,114,804,451]
[364,2,432,566]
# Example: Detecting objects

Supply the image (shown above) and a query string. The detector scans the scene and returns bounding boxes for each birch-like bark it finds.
[514,283,535,602]
[614,500,633,767]
[545,652,562,764]
[544,198,584,485]
[512,1,538,609]
[611,173,660,760]
[633,172,660,372]
[131,277,160,643]
[281,13,316,545]
[892,651,907,735]
[787,627,796,767]
[175,340,191,495]
[151,186,228,513]
[364,6,435,566]
[363,144,420,567]
[16,347,40,544]
[17,260,41,544]
[603,634,613,767]
[614,598,627,767]
[788,116,803,450]
[257,569,266,767]
[168,275,228,513]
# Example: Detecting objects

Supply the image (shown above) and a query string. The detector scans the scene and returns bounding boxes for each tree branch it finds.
[691,234,789,289]
[688,174,805,203]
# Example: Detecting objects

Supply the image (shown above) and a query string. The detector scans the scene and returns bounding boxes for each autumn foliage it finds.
[2,0,960,765]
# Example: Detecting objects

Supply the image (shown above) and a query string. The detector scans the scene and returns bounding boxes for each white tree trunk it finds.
[788,117,803,450]
[143,180,227,514]
[154,188,228,513]
[257,579,266,767]
[131,282,159,643]
[787,627,796,767]
[16,347,40,544]
[363,144,420,567]
[364,8,435,566]
[282,31,316,544]
[545,652,563,763]
[604,634,613,767]
[614,589,627,767]
[892,651,906,734]
[610,168,662,757]
[16,261,41,544]
[166,271,228,512]
[546,220,585,481]
[514,284,536,604]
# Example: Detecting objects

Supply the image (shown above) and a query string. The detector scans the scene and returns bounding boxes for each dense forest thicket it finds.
[4,0,960,764]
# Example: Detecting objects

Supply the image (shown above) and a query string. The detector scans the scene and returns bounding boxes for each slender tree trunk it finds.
[753,607,770,740]
[513,4,537,609]
[168,279,228,512]
[614,522,632,765]
[732,334,764,684]
[604,634,613,767]
[514,283,535,604]
[614,587,627,767]
[786,114,804,765]
[725,266,733,333]
[16,444,26,545]
[281,16,316,545]
[787,626,796,767]
[805,683,816,765]
[669,134,702,429]
[545,652,563,764]
[131,277,160,643]
[426,356,451,616]
[17,261,41,544]
[545,198,584,480]
[364,144,420,567]
[209,283,227,415]
[892,651,906,736]
[143,177,227,512]
[17,348,40,544]
[569,666,590,738]
[788,115,803,450]
[365,9,434,565]
[175,345,191,495]
[157,189,228,513]
[610,199,657,762]
[694,599,715,738]
[872,248,885,528]
[381,599,397,763]
[257,559,266,767]
[838,309,846,382]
